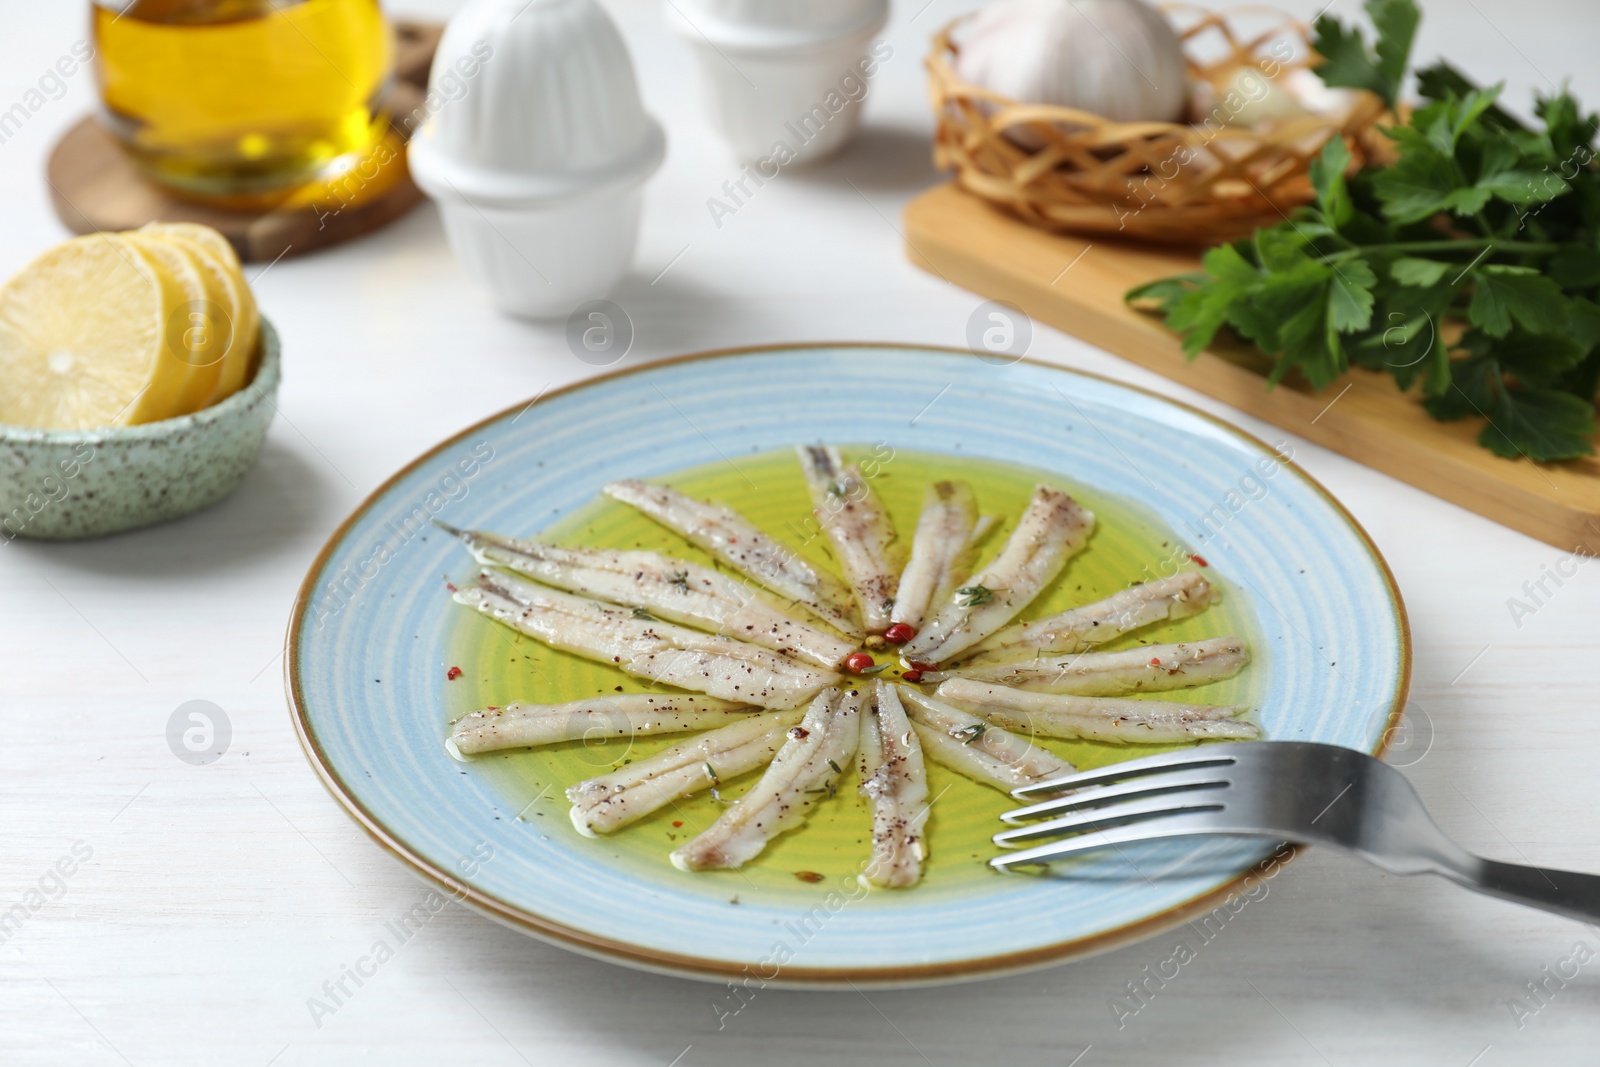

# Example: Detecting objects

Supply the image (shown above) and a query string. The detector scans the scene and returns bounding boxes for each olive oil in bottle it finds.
[93,0,393,203]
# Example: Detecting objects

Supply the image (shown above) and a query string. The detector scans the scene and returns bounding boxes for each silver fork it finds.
[992,741,1600,923]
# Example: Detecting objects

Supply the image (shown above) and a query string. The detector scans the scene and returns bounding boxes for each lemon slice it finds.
[126,233,225,417]
[141,223,259,402]
[0,234,184,429]
[211,265,261,401]
[140,222,241,275]
[155,236,253,406]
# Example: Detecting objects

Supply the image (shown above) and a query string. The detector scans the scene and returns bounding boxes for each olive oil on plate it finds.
[445,446,1263,904]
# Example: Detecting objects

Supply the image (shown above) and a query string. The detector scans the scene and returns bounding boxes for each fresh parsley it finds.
[1127,0,1600,461]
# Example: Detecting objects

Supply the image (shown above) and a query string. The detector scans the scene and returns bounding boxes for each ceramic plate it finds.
[287,344,1410,986]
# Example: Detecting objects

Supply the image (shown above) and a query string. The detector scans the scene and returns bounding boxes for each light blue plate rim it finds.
[285,343,1412,986]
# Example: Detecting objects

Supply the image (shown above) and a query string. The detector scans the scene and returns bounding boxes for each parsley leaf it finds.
[1550,249,1600,288]
[1416,62,1527,131]
[1569,298,1600,352]
[1468,267,1572,338]
[1328,258,1378,333]
[1370,137,1485,222]
[1476,164,1568,206]
[1309,137,1355,228]
[1482,387,1597,461]
[1423,351,1501,421]
[1370,0,1421,105]
[1537,88,1600,161]
[1125,273,1208,315]
[1312,0,1419,109]
[1390,257,1449,287]
[1486,329,1587,387]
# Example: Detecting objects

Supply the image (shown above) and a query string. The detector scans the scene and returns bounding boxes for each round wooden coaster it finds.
[46,19,443,264]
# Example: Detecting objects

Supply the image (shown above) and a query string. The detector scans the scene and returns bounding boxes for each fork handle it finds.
[1446,858,1600,924]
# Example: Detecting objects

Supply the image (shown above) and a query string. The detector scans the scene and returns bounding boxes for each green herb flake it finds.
[956,585,995,607]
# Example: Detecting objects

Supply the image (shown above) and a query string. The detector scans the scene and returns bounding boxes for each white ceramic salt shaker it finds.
[409,0,666,319]
[667,0,890,165]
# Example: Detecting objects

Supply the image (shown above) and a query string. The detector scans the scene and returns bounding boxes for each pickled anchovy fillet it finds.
[567,709,804,835]
[936,679,1259,744]
[899,686,1074,793]
[902,486,1095,664]
[796,445,903,633]
[891,481,996,630]
[604,479,863,638]
[927,637,1248,694]
[454,570,839,708]
[451,694,756,755]
[440,524,854,669]
[967,571,1216,664]
[857,680,929,888]
[671,687,861,871]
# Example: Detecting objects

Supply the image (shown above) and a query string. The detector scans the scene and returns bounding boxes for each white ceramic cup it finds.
[672,5,890,166]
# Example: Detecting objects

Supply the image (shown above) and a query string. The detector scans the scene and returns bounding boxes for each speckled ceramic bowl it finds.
[0,319,280,540]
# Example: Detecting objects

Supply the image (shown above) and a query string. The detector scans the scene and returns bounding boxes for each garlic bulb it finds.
[955,0,1188,123]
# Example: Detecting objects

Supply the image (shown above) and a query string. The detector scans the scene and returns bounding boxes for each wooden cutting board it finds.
[45,19,443,264]
[904,182,1600,555]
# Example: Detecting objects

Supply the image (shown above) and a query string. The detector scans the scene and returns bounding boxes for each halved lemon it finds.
[0,234,186,429]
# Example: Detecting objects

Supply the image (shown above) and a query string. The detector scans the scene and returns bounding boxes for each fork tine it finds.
[1009,748,1240,799]
[990,811,1242,870]
[993,794,1226,847]
[999,768,1231,824]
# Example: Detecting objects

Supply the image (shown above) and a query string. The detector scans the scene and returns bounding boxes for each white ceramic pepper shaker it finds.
[409,0,666,319]
[667,0,890,165]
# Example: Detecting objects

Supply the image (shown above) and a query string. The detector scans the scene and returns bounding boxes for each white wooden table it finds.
[3,1,1598,1063]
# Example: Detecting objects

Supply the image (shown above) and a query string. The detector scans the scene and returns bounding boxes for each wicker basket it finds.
[927,4,1393,244]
